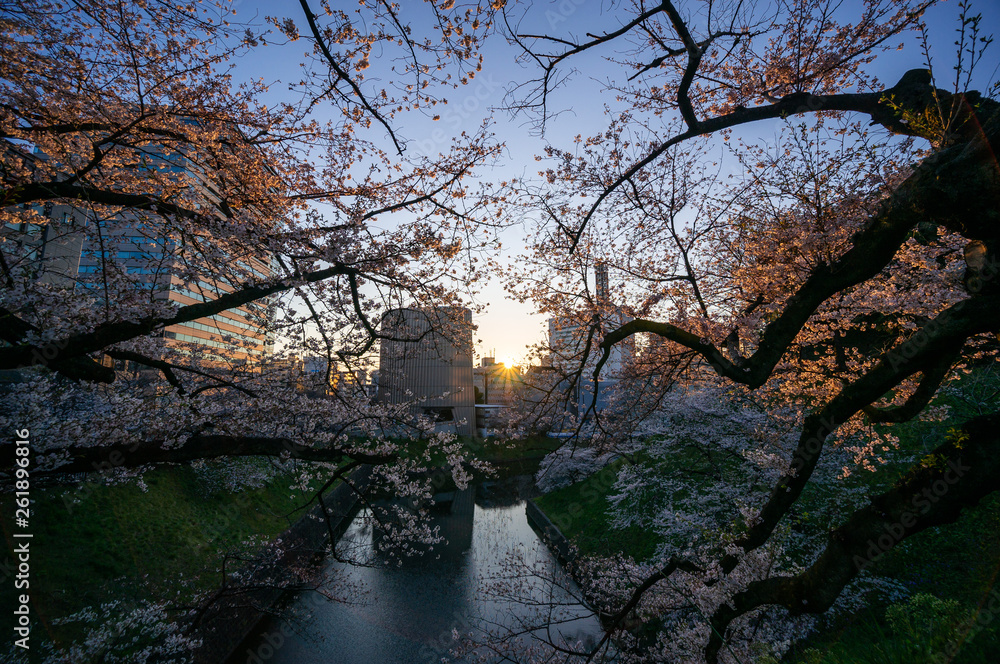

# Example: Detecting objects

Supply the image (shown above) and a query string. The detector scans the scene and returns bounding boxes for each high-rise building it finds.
[2,202,85,289]
[547,269,633,376]
[378,307,475,435]
[4,140,275,367]
[158,256,274,365]
[546,263,634,414]
[595,261,610,302]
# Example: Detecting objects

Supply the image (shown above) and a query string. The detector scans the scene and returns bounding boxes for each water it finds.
[238,479,603,664]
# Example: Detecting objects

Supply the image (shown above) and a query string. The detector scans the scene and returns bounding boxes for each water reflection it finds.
[240,479,602,664]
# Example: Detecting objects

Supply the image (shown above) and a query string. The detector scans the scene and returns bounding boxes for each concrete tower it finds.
[378,307,475,435]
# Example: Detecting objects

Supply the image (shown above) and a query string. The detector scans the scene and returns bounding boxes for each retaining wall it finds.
[524,498,577,570]
[190,465,372,664]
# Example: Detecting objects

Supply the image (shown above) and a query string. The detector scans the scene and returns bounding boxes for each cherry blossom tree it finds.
[0,0,504,657]
[500,0,1000,661]
[0,0,505,473]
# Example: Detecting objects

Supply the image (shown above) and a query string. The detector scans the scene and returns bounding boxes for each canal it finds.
[237,476,604,663]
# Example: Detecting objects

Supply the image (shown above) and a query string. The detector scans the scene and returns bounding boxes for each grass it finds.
[783,491,1000,664]
[0,459,324,651]
[401,432,566,466]
[534,459,662,561]
[471,433,567,463]
[533,452,1000,662]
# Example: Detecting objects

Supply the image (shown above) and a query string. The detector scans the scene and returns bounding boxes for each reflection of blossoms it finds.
[453,542,604,663]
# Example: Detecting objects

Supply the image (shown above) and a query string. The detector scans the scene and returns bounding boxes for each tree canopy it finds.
[2,0,999,662]
[498,0,1000,661]
[1,0,503,472]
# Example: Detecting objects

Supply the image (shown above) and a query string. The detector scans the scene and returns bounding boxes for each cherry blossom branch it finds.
[596,317,740,384]
[566,70,981,252]
[730,294,999,566]
[505,1,676,124]
[587,556,704,658]
[660,0,704,129]
[104,349,258,397]
[0,305,115,382]
[0,262,353,372]
[6,179,221,220]
[306,160,476,223]
[583,296,998,658]
[596,90,999,389]
[0,115,188,142]
[862,348,960,423]
[507,1,751,128]
[705,409,1000,663]
[298,0,403,155]
[0,434,395,479]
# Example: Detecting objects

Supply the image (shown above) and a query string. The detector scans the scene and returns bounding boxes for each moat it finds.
[238,477,603,663]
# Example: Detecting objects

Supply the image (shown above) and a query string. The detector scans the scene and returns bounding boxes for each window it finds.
[421,407,455,423]
[118,250,163,260]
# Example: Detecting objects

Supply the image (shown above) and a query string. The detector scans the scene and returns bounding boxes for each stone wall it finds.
[190,465,372,664]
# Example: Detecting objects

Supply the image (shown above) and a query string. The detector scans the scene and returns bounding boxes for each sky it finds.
[227,0,616,367]
[227,0,1000,368]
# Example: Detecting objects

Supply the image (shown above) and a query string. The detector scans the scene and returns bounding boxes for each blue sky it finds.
[229,0,999,367]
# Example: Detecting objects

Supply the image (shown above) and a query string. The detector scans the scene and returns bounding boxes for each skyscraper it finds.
[546,262,634,415]
[4,138,275,368]
[378,307,475,435]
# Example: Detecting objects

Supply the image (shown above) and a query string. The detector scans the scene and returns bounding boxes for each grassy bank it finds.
[473,433,567,463]
[397,433,567,494]
[533,459,662,561]
[404,432,566,467]
[783,491,1000,664]
[0,459,324,651]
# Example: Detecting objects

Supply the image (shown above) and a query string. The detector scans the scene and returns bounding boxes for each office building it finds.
[3,139,275,367]
[546,263,634,414]
[378,307,475,435]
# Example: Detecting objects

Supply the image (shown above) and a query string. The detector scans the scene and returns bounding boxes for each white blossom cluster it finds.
[41,599,200,663]
[475,381,927,662]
